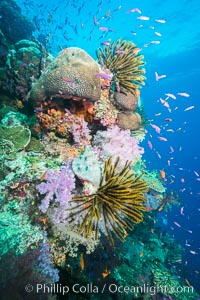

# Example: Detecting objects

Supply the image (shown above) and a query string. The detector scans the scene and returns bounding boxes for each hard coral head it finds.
[30,47,101,104]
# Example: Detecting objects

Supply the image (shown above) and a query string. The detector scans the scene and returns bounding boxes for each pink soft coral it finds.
[93,125,144,167]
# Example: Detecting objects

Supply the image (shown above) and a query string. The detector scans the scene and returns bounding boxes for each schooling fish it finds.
[165,93,176,99]
[184,105,194,111]
[155,19,166,23]
[154,31,162,36]
[137,16,150,21]
[177,92,190,97]
[150,123,161,134]
[127,8,142,14]
[148,140,153,150]
[158,136,168,142]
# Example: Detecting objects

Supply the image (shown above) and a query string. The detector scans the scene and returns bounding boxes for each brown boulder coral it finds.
[117,112,142,131]
[30,47,101,103]
[113,91,139,111]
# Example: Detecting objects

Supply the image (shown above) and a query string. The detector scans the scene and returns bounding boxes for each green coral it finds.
[132,161,165,193]
[0,125,31,152]
[0,111,28,127]
[142,171,165,193]
[152,265,197,299]
[0,201,44,255]
[26,137,45,152]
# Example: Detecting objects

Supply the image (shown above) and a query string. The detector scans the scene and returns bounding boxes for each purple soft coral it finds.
[36,161,75,214]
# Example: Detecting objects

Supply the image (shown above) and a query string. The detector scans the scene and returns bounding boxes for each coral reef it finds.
[0,34,198,300]
[96,39,146,93]
[30,47,101,103]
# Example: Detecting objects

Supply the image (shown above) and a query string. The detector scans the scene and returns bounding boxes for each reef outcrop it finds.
[30,47,101,103]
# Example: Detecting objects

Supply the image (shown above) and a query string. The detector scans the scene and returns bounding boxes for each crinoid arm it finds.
[69,156,148,244]
[96,39,146,94]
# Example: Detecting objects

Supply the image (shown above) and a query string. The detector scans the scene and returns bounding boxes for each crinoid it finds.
[68,157,148,244]
[96,39,146,94]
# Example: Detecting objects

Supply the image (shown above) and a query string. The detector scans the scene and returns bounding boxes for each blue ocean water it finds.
[5,0,200,296]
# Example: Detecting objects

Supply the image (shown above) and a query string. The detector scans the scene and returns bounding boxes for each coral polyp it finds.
[96,39,146,93]
[69,156,148,244]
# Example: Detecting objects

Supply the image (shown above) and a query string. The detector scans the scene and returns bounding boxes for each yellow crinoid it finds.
[69,156,148,244]
[96,39,146,94]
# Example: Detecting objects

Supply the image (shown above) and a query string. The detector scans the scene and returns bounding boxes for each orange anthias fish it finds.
[80,253,85,270]
[135,89,140,97]
[102,268,110,278]
[160,170,166,180]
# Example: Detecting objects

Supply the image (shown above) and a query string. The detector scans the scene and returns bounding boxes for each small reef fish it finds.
[62,77,73,83]
[150,123,161,134]
[156,151,162,158]
[150,40,160,44]
[154,31,162,36]
[165,93,176,99]
[99,26,109,32]
[155,19,166,23]
[165,118,173,122]
[173,221,181,228]
[114,5,122,12]
[80,253,85,270]
[177,92,190,97]
[158,136,168,142]
[160,170,166,180]
[101,41,111,46]
[155,72,166,81]
[115,50,126,55]
[93,16,99,25]
[148,140,153,150]
[189,250,197,255]
[184,105,194,111]
[95,73,113,80]
[139,251,143,257]
[137,16,150,21]
[102,268,110,278]
[133,48,141,54]
[185,278,192,287]
[160,98,171,112]
[127,8,142,14]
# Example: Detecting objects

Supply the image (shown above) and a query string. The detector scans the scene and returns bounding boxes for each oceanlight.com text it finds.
[24,283,194,296]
